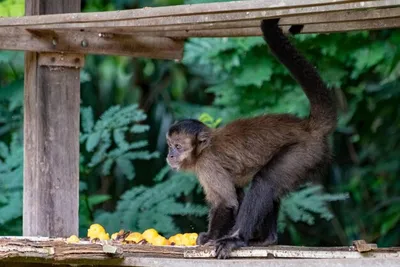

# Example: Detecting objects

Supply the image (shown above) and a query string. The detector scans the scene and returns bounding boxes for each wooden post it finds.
[23,0,81,237]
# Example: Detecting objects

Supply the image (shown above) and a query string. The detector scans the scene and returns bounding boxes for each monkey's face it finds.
[166,133,195,171]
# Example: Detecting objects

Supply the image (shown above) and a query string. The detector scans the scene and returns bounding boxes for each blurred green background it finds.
[0,0,399,247]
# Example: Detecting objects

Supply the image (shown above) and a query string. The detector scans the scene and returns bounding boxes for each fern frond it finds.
[279,184,349,232]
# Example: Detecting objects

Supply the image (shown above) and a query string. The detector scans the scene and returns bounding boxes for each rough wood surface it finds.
[0,28,183,60]
[23,0,81,238]
[38,52,85,68]
[137,17,400,37]
[0,237,400,264]
[0,0,364,27]
[25,0,399,31]
[75,7,400,34]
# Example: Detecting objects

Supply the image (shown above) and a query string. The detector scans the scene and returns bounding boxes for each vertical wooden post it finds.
[23,0,81,237]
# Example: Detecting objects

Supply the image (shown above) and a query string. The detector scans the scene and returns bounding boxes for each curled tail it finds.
[261,19,337,135]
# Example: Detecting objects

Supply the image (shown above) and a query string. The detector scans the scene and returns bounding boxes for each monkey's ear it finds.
[197,131,211,153]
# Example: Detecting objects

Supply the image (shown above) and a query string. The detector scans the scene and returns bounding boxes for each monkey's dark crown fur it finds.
[168,119,208,136]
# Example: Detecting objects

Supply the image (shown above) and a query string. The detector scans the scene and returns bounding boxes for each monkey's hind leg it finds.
[250,200,280,246]
[215,141,325,259]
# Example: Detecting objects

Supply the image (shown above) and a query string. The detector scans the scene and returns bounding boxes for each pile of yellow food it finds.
[67,223,197,246]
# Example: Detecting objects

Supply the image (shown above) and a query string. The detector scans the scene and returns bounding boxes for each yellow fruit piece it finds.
[142,228,159,242]
[111,232,119,240]
[87,223,106,239]
[172,233,184,246]
[125,232,143,243]
[188,233,198,246]
[98,232,110,240]
[151,235,170,246]
[66,235,80,243]
[181,234,192,246]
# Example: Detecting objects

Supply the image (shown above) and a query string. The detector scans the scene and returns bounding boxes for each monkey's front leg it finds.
[197,187,242,245]
[197,204,237,245]
[214,173,275,259]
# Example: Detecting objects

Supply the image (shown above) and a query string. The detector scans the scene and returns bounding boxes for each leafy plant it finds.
[278,185,348,233]
[80,104,159,180]
[0,133,23,235]
[95,166,207,236]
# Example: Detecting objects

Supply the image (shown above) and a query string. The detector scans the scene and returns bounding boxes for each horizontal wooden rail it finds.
[0,0,368,27]
[132,17,400,37]
[25,0,399,32]
[0,28,184,60]
[73,7,400,34]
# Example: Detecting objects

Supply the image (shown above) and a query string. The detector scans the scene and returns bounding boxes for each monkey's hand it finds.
[197,232,216,246]
[214,236,246,259]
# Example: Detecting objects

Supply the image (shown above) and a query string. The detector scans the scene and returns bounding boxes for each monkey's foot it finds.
[197,232,215,246]
[214,236,246,259]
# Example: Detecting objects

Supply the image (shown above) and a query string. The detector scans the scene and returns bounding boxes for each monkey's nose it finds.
[168,154,174,159]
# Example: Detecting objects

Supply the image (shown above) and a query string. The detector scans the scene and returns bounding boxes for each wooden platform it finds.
[0,237,399,267]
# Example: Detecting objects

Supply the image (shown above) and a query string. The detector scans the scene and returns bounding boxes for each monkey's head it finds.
[166,119,211,171]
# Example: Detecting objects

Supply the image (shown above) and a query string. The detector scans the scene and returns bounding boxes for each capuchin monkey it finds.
[166,19,336,259]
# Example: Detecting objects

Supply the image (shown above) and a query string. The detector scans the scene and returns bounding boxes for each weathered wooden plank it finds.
[121,257,400,267]
[0,0,365,27]
[185,245,400,259]
[1,258,400,267]
[134,17,400,37]
[0,27,183,60]
[25,1,400,31]
[23,0,81,238]
[82,7,400,34]
[0,238,399,261]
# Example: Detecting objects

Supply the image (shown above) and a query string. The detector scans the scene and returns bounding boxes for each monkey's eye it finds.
[175,144,182,150]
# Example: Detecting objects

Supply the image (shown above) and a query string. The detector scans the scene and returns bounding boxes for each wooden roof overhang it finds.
[0,0,399,60]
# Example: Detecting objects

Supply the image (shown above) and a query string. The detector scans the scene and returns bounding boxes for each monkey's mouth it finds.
[166,158,180,170]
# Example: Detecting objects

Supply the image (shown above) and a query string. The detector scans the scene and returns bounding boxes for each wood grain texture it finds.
[0,238,399,267]
[24,0,399,31]
[0,0,363,27]
[0,28,183,60]
[23,0,81,237]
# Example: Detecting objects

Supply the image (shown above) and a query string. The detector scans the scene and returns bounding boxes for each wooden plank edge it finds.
[0,28,183,60]
[0,0,367,27]
[2,257,400,267]
[184,246,400,259]
[131,18,400,37]
[25,1,400,31]
[84,7,400,34]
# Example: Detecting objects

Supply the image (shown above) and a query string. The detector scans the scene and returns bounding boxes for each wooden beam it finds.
[0,0,368,27]
[24,0,400,31]
[0,27,183,60]
[130,17,400,37]
[77,7,400,34]
[23,0,81,238]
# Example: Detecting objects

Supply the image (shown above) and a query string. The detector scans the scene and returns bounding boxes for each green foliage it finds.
[0,133,22,235]
[80,105,159,180]
[95,166,207,236]
[279,185,348,232]
[0,0,24,17]
[198,113,222,128]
